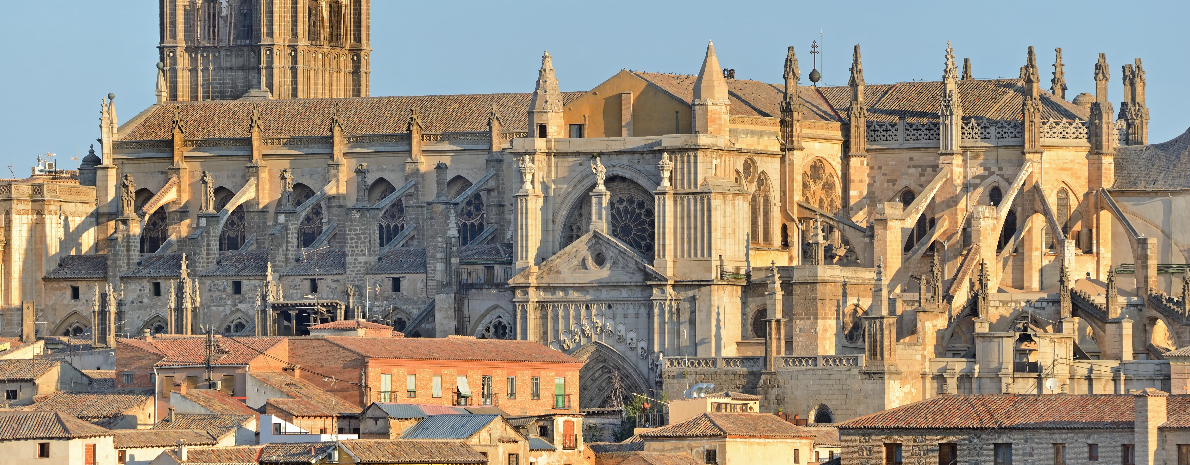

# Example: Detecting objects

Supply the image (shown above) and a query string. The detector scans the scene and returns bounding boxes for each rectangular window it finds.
[71,286,80,300]
[1054,444,1066,465]
[160,375,173,399]
[221,375,235,395]
[1090,444,1099,461]
[5,390,16,400]
[1179,445,1190,465]
[994,444,1012,465]
[507,376,516,400]
[309,278,319,294]
[482,375,493,405]
[432,375,442,398]
[273,423,282,435]
[940,443,958,465]
[1122,445,1135,465]
[457,376,472,405]
[379,373,392,402]
[508,453,519,465]
[118,450,126,464]
[391,277,401,293]
[531,377,540,400]
[152,282,162,297]
[232,281,242,295]
[554,377,566,409]
[38,442,49,458]
[123,373,134,384]
[704,449,717,464]
[85,444,96,465]
[538,124,547,138]
[885,444,903,465]
[484,266,495,283]
[407,374,417,397]
[794,449,800,464]
[569,124,584,138]
[150,373,156,384]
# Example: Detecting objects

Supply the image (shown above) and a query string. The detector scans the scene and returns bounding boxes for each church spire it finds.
[528,51,564,139]
[1089,53,1115,154]
[1051,48,1068,100]
[962,58,973,80]
[940,42,962,155]
[781,46,803,151]
[782,46,801,110]
[847,45,867,158]
[1021,47,1042,153]
[692,41,730,136]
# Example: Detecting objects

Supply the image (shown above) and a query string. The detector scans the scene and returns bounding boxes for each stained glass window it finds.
[293,184,323,248]
[215,190,245,252]
[458,193,485,246]
[561,176,655,258]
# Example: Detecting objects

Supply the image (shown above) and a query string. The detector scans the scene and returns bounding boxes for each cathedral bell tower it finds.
[159,0,371,101]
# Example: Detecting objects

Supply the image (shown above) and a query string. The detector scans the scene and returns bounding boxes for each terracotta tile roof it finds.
[588,441,645,454]
[631,72,839,123]
[309,319,396,331]
[251,372,362,416]
[400,414,502,440]
[802,425,841,446]
[24,392,152,423]
[0,411,112,440]
[200,250,270,277]
[714,391,759,401]
[161,445,263,465]
[152,414,255,438]
[838,394,1145,430]
[130,336,284,367]
[82,370,117,391]
[113,429,217,449]
[1114,128,1190,190]
[282,248,346,276]
[1161,397,1190,428]
[324,336,580,363]
[258,441,338,464]
[120,93,582,141]
[459,243,513,263]
[340,439,488,464]
[369,248,427,274]
[815,79,1087,123]
[45,255,108,280]
[178,390,258,416]
[0,359,57,381]
[604,452,703,465]
[639,413,809,439]
[122,253,185,278]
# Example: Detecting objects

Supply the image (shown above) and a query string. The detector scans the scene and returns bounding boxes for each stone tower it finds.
[159,0,371,101]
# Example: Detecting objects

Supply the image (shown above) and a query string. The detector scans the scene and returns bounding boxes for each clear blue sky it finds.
[0,0,1185,172]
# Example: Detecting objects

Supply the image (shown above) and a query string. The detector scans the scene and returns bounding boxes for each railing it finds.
[482,393,499,407]
[667,356,862,370]
[554,394,571,410]
[561,434,577,450]
[1039,120,1089,139]
[454,390,471,407]
[720,357,761,369]
[1014,361,1040,373]
[378,390,392,402]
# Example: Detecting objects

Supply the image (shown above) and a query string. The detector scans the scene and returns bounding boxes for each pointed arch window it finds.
[989,185,1004,207]
[235,2,253,43]
[215,188,246,252]
[136,189,168,254]
[560,176,655,259]
[308,2,323,44]
[449,178,486,247]
[328,0,345,47]
[750,173,772,245]
[1046,188,1071,250]
[293,184,323,248]
[801,159,841,213]
[372,182,406,247]
[202,0,219,43]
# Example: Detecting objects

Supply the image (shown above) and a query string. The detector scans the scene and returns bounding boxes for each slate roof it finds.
[45,255,108,280]
[123,335,283,367]
[838,394,1154,430]
[0,411,112,440]
[0,359,57,381]
[161,445,263,465]
[400,414,501,440]
[122,253,185,278]
[369,248,428,274]
[24,392,152,425]
[112,429,217,449]
[200,250,270,277]
[459,243,513,263]
[528,437,556,451]
[308,320,395,331]
[587,441,644,453]
[152,414,255,439]
[639,413,809,439]
[1113,128,1190,190]
[177,389,259,416]
[251,372,362,416]
[339,439,488,464]
[282,248,346,276]
[370,403,467,419]
[120,93,582,141]
[324,336,580,363]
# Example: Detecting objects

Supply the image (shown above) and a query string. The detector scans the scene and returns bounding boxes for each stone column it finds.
[1136,237,1157,299]
[872,203,903,294]
[588,188,609,235]
[515,155,542,273]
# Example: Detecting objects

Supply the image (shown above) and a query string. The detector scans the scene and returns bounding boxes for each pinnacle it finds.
[694,40,728,102]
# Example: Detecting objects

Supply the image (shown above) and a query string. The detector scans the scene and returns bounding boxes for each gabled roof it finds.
[122,253,185,278]
[112,429,217,449]
[400,414,503,440]
[802,425,841,447]
[161,445,263,465]
[120,336,284,367]
[631,72,840,123]
[600,452,703,465]
[459,243,513,263]
[45,255,108,280]
[838,394,1156,430]
[81,370,117,391]
[177,389,258,416]
[639,413,808,439]
[1114,128,1190,190]
[200,250,269,277]
[322,336,579,364]
[24,392,152,423]
[369,248,427,274]
[308,320,395,331]
[282,248,346,276]
[369,403,467,419]
[0,411,112,440]
[251,372,362,416]
[528,437,556,451]
[119,93,583,141]
[816,79,1086,123]
[152,414,255,438]
[339,439,488,464]
[258,442,338,464]
[0,359,57,382]
[587,441,645,454]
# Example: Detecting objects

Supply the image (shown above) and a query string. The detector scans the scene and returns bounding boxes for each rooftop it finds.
[368,403,467,419]
[0,359,57,382]
[152,413,255,438]
[0,411,111,441]
[161,445,263,465]
[308,320,396,331]
[339,439,488,464]
[369,248,428,274]
[177,389,258,416]
[838,394,1190,430]
[118,336,284,367]
[251,371,362,416]
[200,250,270,277]
[24,392,151,426]
[323,336,580,364]
[639,413,810,439]
[112,429,217,449]
[1114,128,1190,190]
[400,414,502,440]
[45,255,108,280]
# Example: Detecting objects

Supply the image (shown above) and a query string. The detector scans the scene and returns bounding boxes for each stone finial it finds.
[590,155,607,190]
[848,44,865,90]
[406,108,422,133]
[487,104,502,128]
[249,107,262,132]
[529,51,563,112]
[783,46,800,99]
[962,58,972,80]
[694,41,729,103]
[942,41,959,83]
[517,155,536,191]
[1020,46,1040,83]
[156,62,168,104]
[658,153,673,188]
[1094,53,1110,102]
[1051,48,1068,100]
[171,106,185,135]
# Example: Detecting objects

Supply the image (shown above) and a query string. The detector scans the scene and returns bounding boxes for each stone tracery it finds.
[561,176,655,258]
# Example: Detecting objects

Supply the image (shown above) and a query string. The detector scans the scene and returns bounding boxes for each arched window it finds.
[223,319,249,335]
[328,0,345,46]
[477,315,512,340]
[235,2,253,43]
[308,2,323,44]
[449,177,486,247]
[751,173,772,245]
[215,187,246,252]
[1047,187,1071,250]
[351,0,362,43]
[751,309,767,339]
[293,183,323,248]
[136,189,168,254]
[989,185,1003,207]
[560,176,656,259]
[371,181,406,247]
[900,190,930,253]
[801,159,841,213]
[813,404,834,424]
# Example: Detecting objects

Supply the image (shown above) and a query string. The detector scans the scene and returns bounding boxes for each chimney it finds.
[283,365,300,379]
[1134,388,1167,465]
[177,439,188,462]
[177,380,187,396]
[168,407,175,423]
[142,328,152,340]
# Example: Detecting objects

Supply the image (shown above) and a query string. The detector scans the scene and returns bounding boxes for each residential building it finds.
[401,414,535,465]
[0,411,116,465]
[152,413,258,447]
[247,370,362,436]
[170,389,258,416]
[0,359,91,406]
[359,403,467,439]
[668,392,760,425]
[112,429,217,465]
[23,392,155,429]
[637,413,814,465]
[307,320,397,338]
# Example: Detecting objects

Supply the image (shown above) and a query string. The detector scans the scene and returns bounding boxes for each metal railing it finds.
[553,394,571,410]
[561,434,577,450]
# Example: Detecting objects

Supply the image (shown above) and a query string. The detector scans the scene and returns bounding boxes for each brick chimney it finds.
[1134,388,1168,465]
[283,365,300,379]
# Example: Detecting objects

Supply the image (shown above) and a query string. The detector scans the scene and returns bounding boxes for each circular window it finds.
[751,309,767,339]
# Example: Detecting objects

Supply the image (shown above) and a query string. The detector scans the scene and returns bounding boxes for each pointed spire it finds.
[694,41,729,102]
[1094,53,1110,102]
[940,42,963,154]
[1021,46,1040,97]
[847,44,867,158]
[781,46,804,151]
[1089,53,1114,154]
[943,42,959,83]
[529,51,563,112]
[848,45,864,89]
[962,58,973,80]
[1051,48,1068,100]
[783,46,800,100]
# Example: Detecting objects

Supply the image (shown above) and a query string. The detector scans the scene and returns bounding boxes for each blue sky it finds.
[0,0,1185,172]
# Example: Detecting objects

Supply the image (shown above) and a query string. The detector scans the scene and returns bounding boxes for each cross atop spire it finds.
[694,41,729,102]
[1051,48,1068,100]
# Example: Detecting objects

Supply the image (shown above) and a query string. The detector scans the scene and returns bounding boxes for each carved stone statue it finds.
[355,164,368,204]
[279,169,294,207]
[658,152,673,188]
[120,174,137,217]
[200,171,215,213]
[591,155,607,190]
[517,155,535,191]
